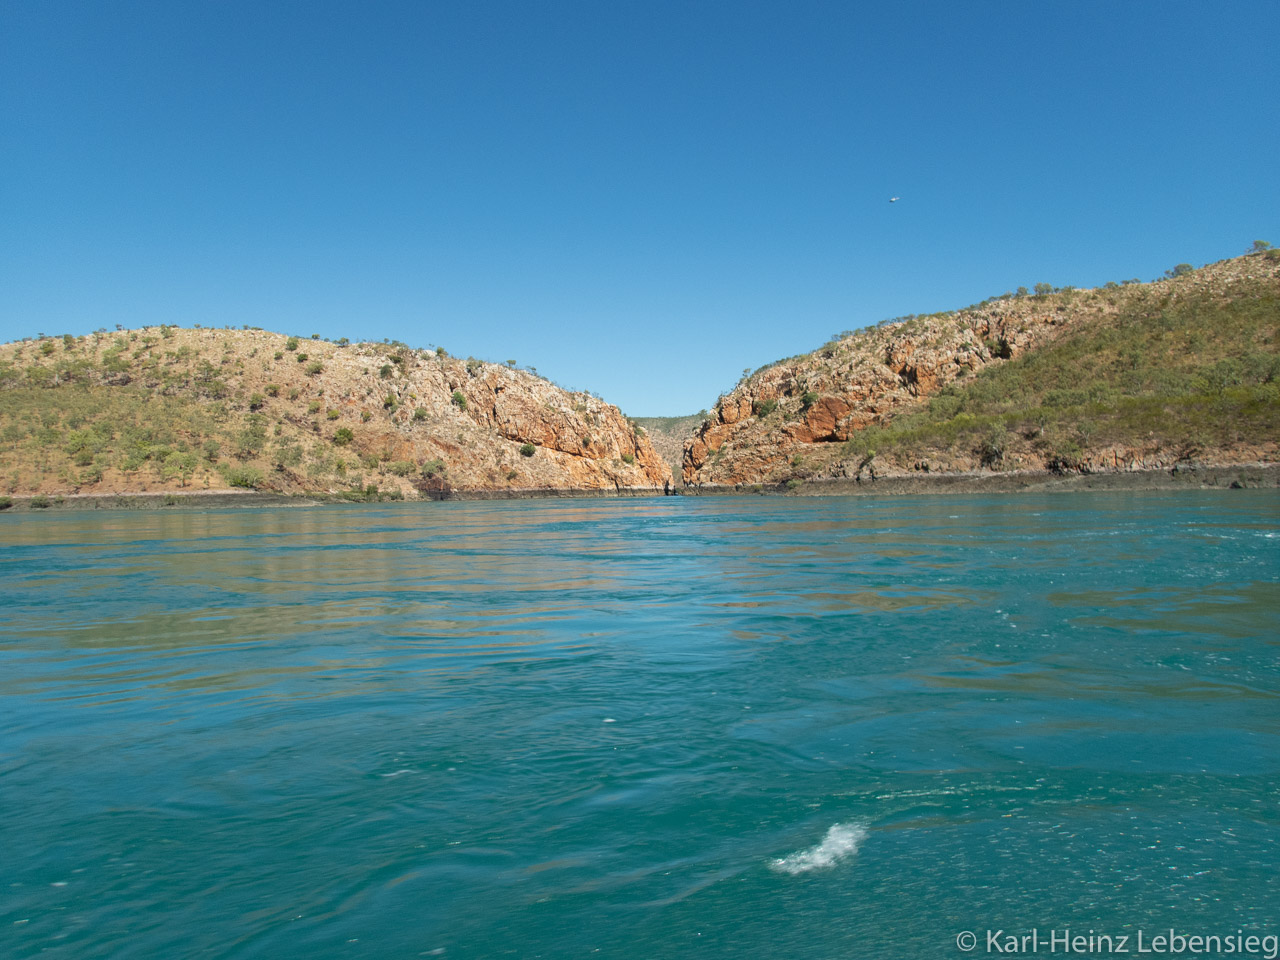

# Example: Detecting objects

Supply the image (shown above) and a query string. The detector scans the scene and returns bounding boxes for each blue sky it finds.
[3,1,1278,415]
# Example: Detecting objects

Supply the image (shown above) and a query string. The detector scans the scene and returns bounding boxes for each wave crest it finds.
[771,822,868,875]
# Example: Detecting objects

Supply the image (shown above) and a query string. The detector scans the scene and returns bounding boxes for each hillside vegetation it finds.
[684,249,1280,486]
[0,328,671,499]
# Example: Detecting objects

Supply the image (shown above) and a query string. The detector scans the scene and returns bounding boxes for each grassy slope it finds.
[0,331,388,496]
[842,274,1280,472]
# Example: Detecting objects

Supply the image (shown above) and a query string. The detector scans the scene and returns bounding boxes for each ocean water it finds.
[1,492,1277,960]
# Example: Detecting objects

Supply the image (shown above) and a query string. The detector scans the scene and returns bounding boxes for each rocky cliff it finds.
[0,330,671,498]
[684,251,1280,486]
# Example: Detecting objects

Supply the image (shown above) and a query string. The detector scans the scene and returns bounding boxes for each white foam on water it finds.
[770,822,868,875]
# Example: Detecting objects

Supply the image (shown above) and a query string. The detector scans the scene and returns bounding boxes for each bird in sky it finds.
[889,196,900,203]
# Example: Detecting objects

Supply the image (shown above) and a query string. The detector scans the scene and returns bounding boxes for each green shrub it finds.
[421,458,445,477]
[248,393,265,410]
[265,384,279,397]
[361,410,372,422]
[305,361,323,376]
[413,407,429,421]
[235,419,267,458]
[274,351,284,360]
[976,422,1009,468]
[327,408,340,420]
[505,469,518,480]
[224,466,264,489]
[333,427,354,446]
[0,496,11,510]
[380,364,393,379]
[307,400,322,414]
[389,460,415,477]
[800,391,819,411]
[520,443,536,457]
[451,390,467,410]
[274,440,302,467]
[31,495,52,508]
[621,452,635,464]
[286,337,299,351]
[295,352,308,363]
[162,452,199,485]
[383,394,397,410]
[754,398,778,417]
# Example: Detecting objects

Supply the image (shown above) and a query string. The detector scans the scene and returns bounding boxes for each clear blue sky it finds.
[3,1,1277,415]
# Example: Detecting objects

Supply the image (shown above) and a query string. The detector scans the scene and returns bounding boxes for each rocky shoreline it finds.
[683,462,1280,496]
[0,485,676,511]
[1,465,1274,512]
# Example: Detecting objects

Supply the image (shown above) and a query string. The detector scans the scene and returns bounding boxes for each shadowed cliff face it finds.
[683,253,1280,486]
[0,331,671,497]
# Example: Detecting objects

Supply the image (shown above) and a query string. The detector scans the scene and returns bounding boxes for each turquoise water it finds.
[2,493,1278,960]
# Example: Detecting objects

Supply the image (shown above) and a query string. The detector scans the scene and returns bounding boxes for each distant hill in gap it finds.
[631,414,707,480]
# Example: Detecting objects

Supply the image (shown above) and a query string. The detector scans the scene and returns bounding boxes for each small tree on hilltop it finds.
[1249,240,1272,254]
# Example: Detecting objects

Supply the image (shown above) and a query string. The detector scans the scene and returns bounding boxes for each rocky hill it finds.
[684,250,1280,487]
[0,329,671,498]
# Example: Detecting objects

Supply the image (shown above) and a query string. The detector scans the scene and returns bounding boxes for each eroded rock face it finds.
[300,350,672,493]
[682,254,1280,486]
[681,307,1064,485]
